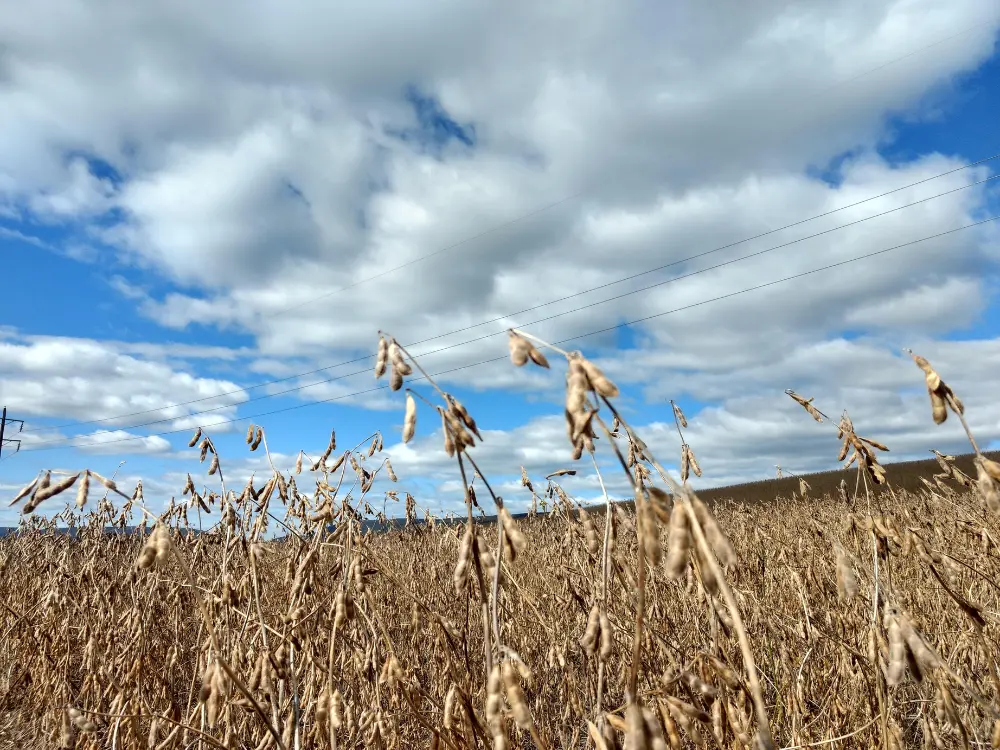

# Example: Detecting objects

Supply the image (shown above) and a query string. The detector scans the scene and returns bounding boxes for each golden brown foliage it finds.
[2,337,999,750]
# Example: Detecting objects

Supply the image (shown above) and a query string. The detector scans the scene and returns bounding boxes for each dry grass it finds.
[2,332,1000,750]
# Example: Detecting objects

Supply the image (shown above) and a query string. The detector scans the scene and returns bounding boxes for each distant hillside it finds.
[696,449,997,505]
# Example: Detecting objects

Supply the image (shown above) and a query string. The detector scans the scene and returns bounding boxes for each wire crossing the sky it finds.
[18,152,1000,437]
[18,213,999,454]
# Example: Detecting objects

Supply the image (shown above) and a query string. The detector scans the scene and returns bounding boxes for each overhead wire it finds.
[17,213,999,454]
[19,153,1000,436]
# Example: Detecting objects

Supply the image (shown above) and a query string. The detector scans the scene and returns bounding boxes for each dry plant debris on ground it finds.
[2,331,1000,749]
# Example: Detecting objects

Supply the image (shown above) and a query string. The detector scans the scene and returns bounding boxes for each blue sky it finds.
[2,1,1000,524]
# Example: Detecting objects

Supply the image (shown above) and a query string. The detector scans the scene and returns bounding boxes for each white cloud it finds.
[106,275,147,301]
[0,335,249,432]
[71,430,171,456]
[120,153,999,396]
[843,276,985,332]
[27,156,117,219]
[0,226,53,250]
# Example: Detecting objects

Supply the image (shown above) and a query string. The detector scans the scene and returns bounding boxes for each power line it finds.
[27,173,1000,439]
[21,152,1000,437]
[19,213,998,455]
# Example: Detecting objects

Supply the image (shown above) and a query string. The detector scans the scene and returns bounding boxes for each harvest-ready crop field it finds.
[2,331,999,750]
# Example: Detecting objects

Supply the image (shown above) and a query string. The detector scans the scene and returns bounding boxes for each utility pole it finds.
[0,407,24,460]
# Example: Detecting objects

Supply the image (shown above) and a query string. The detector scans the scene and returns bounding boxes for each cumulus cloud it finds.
[2,2,996,326]
[27,156,117,219]
[119,153,1000,406]
[0,335,249,436]
[71,430,172,456]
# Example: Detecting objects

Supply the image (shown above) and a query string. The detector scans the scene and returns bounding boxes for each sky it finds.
[2,0,1000,527]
